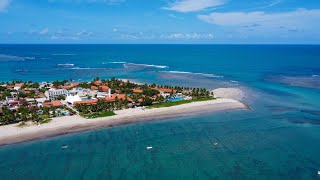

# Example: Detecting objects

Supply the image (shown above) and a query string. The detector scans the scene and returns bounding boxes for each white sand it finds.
[211,88,245,100]
[0,98,248,146]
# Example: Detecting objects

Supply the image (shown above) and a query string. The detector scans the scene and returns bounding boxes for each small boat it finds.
[214,143,218,146]
[61,145,69,149]
[146,146,153,150]
[318,171,320,175]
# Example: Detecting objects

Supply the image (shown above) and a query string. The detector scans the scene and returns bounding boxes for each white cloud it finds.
[160,33,214,40]
[76,30,93,36]
[115,32,214,41]
[0,0,10,12]
[163,0,225,13]
[198,9,320,31]
[50,31,80,40]
[39,28,49,35]
[50,29,94,40]
[29,27,50,35]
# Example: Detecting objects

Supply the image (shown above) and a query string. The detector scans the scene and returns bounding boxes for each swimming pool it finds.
[81,97,91,101]
[167,97,184,102]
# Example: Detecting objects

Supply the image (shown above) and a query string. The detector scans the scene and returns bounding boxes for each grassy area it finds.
[39,118,52,124]
[150,97,215,108]
[81,111,116,119]
[17,122,29,128]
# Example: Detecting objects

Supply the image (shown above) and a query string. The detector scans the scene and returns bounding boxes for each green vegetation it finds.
[81,111,116,119]
[56,95,66,100]
[150,97,215,108]
[0,77,215,125]
[75,100,115,114]
[52,80,68,87]
[39,118,52,124]
[17,121,29,128]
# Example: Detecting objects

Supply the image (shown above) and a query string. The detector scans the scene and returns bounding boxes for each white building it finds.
[45,89,68,100]
[68,88,97,97]
[65,94,82,105]
[97,89,112,98]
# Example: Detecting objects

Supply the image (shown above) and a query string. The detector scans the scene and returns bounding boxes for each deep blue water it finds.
[0,44,320,179]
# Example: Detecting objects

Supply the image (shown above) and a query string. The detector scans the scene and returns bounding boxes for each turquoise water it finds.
[167,97,184,102]
[81,97,91,101]
[0,45,320,179]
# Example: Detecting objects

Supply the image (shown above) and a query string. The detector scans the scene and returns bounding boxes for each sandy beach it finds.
[0,98,248,146]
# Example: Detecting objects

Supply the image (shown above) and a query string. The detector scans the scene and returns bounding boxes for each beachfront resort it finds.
[0,78,214,126]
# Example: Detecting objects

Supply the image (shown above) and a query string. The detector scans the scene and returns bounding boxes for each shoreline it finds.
[0,98,249,147]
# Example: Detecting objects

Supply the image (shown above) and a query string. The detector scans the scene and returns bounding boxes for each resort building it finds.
[42,100,63,108]
[94,80,102,86]
[132,89,143,93]
[65,94,82,105]
[152,88,177,98]
[14,83,24,91]
[96,87,112,98]
[45,89,68,100]
[91,86,98,91]
[73,99,99,105]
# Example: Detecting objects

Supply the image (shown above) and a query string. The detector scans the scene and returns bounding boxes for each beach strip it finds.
[0,98,248,146]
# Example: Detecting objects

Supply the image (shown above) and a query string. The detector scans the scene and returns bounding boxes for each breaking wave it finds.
[125,63,168,69]
[0,54,26,61]
[57,64,75,67]
[25,57,35,60]
[108,61,126,64]
[52,54,76,56]
[160,71,223,78]
[70,67,107,70]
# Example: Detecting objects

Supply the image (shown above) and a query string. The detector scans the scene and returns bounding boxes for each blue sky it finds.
[0,0,320,44]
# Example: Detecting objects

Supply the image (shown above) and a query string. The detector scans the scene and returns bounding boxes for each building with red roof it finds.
[42,100,63,107]
[94,81,102,86]
[101,85,110,92]
[152,88,177,94]
[132,89,143,93]
[91,86,98,90]
[73,99,98,105]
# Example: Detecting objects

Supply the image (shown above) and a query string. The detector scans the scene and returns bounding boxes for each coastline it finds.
[0,98,248,146]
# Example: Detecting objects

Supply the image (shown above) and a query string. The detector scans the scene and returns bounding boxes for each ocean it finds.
[0,44,320,179]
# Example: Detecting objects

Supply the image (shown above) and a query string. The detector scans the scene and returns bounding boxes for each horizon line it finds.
[0,43,320,45]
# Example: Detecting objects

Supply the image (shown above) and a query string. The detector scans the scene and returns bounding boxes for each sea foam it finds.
[57,64,75,67]
[52,54,76,56]
[0,54,26,61]
[161,71,223,78]
[70,67,107,70]
[125,63,168,69]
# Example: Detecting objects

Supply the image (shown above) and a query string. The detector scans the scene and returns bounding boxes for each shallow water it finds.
[0,45,320,179]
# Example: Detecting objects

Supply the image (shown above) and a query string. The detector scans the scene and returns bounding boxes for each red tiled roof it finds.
[94,81,102,86]
[104,94,133,102]
[101,85,110,92]
[42,100,62,107]
[132,89,143,93]
[62,85,73,89]
[105,96,115,102]
[15,83,24,88]
[91,86,98,90]
[152,88,177,93]
[71,82,80,87]
[73,99,98,105]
